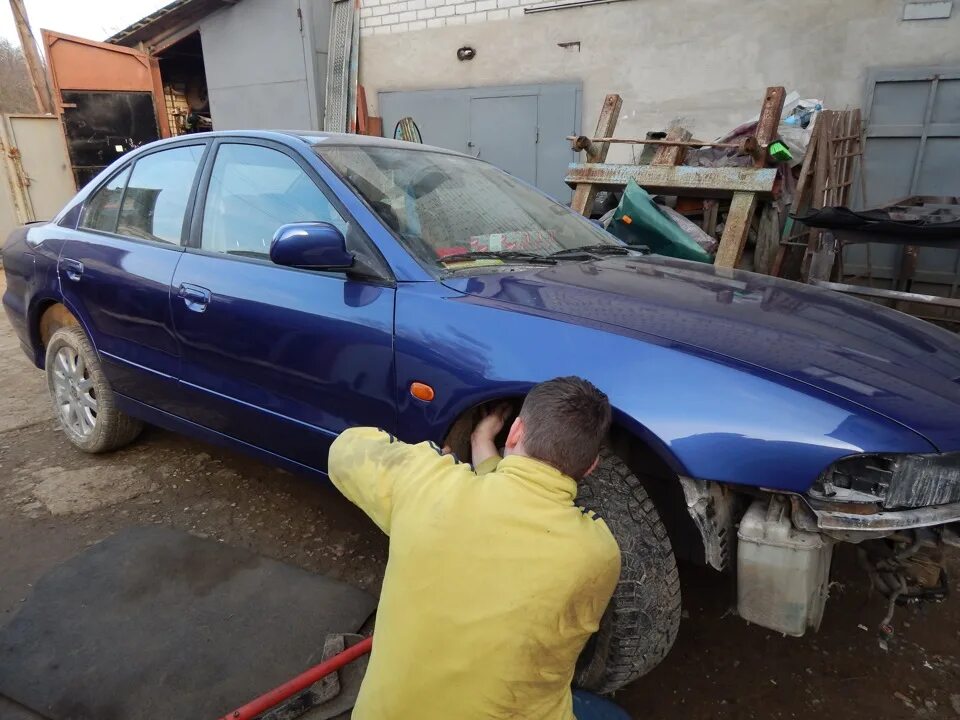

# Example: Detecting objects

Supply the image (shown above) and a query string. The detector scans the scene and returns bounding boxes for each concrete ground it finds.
[2,275,960,719]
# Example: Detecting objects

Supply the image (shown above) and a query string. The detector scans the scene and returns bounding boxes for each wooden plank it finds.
[651,126,692,166]
[714,191,757,268]
[703,200,719,236]
[770,115,825,278]
[564,164,777,197]
[570,93,622,216]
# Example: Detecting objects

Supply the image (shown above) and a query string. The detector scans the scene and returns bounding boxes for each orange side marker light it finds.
[410,382,435,402]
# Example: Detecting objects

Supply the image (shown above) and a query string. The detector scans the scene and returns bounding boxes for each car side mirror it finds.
[270,222,354,270]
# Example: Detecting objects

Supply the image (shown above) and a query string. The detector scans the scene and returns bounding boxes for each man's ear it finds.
[505,416,524,450]
[583,455,600,477]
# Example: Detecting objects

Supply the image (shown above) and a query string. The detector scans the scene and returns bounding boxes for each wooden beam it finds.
[570,93,622,215]
[9,0,54,114]
[714,191,758,268]
[565,164,777,198]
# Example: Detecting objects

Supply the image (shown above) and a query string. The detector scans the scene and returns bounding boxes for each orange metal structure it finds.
[42,30,171,138]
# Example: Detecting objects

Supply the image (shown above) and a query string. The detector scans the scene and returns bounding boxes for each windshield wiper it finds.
[548,244,633,259]
[439,250,557,266]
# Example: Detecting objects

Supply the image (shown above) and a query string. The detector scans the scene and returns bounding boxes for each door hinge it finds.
[297,6,304,31]
[536,127,540,144]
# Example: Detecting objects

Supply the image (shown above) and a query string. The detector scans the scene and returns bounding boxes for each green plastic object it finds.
[608,180,713,263]
[768,140,792,163]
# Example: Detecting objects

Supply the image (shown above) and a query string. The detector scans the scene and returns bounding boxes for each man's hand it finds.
[471,403,512,468]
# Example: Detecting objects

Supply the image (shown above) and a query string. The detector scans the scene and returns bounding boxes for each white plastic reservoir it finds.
[737,498,833,636]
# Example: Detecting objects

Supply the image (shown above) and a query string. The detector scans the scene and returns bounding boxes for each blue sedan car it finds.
[5,131,960,692]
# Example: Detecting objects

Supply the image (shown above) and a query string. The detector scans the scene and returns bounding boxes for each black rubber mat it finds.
[0,526,376,720]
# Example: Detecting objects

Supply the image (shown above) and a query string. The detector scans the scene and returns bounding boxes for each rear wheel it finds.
[45,326,143,453]
[574,449,681,693]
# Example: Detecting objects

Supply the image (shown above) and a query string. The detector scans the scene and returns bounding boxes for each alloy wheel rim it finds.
[52,346,97,438]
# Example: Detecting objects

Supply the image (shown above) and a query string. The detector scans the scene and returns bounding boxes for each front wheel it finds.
[574,449,681,693]
[45,325,143,453]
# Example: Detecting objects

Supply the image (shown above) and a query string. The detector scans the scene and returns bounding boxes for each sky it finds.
[0,0,170,46]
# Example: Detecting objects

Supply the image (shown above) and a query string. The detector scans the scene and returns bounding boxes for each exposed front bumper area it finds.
[795,496,960,534]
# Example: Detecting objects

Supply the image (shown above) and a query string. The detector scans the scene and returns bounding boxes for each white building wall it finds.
[357,0,960,161]
[360,0,533,35]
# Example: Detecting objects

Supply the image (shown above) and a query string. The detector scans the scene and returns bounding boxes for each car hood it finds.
[442,255,960,452]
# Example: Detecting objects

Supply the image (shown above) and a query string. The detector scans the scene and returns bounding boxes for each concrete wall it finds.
[358,0,960,162]
[199,0,323,131]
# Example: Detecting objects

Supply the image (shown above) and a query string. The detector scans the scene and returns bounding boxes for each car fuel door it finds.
[168,140,396,472]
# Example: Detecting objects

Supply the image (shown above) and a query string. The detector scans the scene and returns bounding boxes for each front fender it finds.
[395,282,934,493]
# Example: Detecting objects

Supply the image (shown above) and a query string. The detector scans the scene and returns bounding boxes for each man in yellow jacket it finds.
[328,376,627,720]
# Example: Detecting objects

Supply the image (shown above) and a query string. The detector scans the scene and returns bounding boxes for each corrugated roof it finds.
[107,0,236,47]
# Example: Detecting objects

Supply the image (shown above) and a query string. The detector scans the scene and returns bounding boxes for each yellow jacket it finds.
[328,427,621,720]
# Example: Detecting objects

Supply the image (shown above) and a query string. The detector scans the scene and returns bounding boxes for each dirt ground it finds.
[2,280,960,719]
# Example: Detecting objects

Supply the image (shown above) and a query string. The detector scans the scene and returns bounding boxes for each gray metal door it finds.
[0,114,76,242]
[469,95,538,186]
[378,83,580,201]
[844,66,960,285]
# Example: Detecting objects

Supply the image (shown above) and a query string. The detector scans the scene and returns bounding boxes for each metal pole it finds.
[8,0,55,114]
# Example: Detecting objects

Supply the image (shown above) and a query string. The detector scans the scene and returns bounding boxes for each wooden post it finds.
[570,93,622,216]
[714,191,758,268]
[9,0,55,114]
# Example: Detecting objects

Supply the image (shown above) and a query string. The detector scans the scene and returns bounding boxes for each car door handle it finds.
[60,258,84,282]
[177,283,211,312]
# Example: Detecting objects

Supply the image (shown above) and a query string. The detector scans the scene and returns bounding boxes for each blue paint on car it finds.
[3,129,959,499]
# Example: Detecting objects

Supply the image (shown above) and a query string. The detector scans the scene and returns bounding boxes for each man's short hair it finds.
[519,376,612,480]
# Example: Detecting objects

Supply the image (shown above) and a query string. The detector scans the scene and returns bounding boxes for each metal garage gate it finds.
[378,83,581,203]
[844,66,960,288]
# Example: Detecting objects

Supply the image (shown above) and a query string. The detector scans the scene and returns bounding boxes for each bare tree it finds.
[0,38,38,114]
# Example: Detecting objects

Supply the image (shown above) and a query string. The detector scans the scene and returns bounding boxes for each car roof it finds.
[145,129,471,158]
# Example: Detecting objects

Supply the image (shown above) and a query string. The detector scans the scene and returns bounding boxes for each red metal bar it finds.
[218,635,373,720]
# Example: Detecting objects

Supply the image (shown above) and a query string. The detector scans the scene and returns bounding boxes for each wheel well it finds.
[607,425,709,567]
[35,302,79,364]
[442,397,710,567]
[442,396,524,461]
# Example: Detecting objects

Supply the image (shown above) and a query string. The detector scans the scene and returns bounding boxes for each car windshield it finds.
[314,145,623,271]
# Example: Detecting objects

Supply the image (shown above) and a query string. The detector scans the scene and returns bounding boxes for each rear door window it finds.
[116,145,205,244]
[80,166,131,234]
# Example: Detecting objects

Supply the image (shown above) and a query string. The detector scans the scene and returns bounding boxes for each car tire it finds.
[45,325,143,453]
[574,448,681,694]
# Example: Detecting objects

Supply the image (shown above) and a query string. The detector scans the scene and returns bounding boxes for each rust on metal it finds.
[42,29,171,137]
[651,126,692,166]
[568,135,757,153]
[810,280,960,310]
[753,86,786,167]
[569,93,622,216]
[564,163,777,198]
